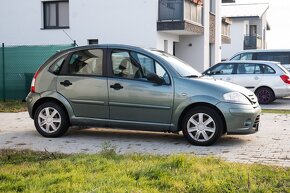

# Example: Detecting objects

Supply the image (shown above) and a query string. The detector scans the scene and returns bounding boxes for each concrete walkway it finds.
[0,112,289,167]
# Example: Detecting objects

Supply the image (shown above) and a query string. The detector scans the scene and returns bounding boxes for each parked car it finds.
[229,49,290,71]
[26,44,261,146]
[203,60,290,104]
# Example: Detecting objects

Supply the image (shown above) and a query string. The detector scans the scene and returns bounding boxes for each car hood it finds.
[187,76,255,97]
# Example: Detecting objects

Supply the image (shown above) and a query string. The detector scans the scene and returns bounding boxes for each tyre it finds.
[255,87,275,104]
[34,102,69,137]
[182,107,223,146]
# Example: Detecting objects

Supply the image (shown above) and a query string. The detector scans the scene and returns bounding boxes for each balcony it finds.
[244,35,262,50]
[157,0,204,35]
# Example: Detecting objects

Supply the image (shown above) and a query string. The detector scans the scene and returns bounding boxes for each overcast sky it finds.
[236,0,290,49]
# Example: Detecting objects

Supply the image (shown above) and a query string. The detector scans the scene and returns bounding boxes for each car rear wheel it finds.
[34,102,69,137]
[182,107,223,146]
[255,87,275,104]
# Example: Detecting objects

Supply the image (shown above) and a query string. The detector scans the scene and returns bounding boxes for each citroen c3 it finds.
[26,44,261,146]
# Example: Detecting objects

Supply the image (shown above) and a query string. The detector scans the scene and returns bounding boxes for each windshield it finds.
[150,50,201,77]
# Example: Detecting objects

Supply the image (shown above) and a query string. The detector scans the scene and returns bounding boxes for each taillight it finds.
[280,75,290,84]
[31,70,39,93]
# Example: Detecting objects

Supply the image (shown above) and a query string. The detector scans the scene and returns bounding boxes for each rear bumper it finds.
[26,92,41,119]
[217,102,261,135]
[274,84,290,98]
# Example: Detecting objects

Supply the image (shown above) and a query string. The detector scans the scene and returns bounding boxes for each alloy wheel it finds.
[186,113,216,142]
[38,107,62,133]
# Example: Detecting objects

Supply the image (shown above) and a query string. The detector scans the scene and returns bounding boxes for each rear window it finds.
[276,63,290,74]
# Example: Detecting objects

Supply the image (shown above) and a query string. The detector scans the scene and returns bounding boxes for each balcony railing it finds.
[244,35,262,50]
[158,0,203,25]
[158,0,204,34]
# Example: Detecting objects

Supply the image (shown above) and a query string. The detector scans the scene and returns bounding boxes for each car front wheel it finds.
[182,107,223,146]
[34,102,69,137]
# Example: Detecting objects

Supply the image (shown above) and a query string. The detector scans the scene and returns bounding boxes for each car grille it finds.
[248,94,259,108]
[253,115,260,131]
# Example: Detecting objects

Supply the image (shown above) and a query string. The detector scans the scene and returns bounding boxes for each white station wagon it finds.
[203,60,290,104]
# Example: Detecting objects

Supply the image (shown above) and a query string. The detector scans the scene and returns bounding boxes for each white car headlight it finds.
[223,92,251,105]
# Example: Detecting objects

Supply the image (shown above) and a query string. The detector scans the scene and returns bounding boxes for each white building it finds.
[221,3,270,59]
[0,0,226,71]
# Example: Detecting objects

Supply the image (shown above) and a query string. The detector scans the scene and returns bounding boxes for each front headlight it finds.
[223,92,251,105]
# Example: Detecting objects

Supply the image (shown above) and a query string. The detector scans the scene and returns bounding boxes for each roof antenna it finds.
[63,30,78,46]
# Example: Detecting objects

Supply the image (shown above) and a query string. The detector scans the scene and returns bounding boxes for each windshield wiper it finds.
[185,75,200,78]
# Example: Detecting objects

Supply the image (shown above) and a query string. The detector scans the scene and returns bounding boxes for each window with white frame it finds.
[43,1,69,29]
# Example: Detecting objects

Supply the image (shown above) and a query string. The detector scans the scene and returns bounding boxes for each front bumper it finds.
[216,102,261,135]
[26,92,41,119]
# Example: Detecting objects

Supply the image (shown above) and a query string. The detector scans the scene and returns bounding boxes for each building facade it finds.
[221,3,270,59]
[0,0,224,71]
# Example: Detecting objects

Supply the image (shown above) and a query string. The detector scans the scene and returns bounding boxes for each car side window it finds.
[208,63,235,75]
[262,65,276,74]
[111,50,170,84]
[131,52,170,84]
[112,51,141,79]
[231,54,241,60]
[49,54,67,75]
[237,63,256,74]
[69,49,103,76]
[257,52,290,65]
[240,53,253,60]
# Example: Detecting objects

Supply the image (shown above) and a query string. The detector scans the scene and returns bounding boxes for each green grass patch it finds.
[262,109,290,114]
[0,149,289,193]
[0,100,27,112]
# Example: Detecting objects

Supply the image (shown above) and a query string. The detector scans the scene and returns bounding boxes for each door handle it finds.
[110,83,123,90]
[254,76,259,80]
[60,80,72,87]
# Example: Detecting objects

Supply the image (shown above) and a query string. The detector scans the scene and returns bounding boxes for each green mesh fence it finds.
[0,44,74,100]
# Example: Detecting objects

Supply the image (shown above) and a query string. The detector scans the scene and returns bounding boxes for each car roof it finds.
[232,49,290,55]
[56,44,152,54]
[220,60,280,65]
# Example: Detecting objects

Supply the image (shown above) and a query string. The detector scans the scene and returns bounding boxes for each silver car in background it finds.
[203,60,290,104]
[228,49,290,71]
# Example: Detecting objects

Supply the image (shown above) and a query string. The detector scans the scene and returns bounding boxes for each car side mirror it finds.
[147,73,164,85]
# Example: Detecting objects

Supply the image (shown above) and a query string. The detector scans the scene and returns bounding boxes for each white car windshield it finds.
[150,50,202,77]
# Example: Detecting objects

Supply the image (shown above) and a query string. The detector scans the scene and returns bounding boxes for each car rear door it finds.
[232,63,264,91]
[57,48,109,122]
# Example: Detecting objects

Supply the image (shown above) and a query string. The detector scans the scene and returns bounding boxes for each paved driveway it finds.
[0,112,289,167]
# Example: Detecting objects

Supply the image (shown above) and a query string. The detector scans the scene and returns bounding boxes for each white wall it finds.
[222,20,248,59]
[214,0,222,64]
[0,0,222,71]
[175,0,210,72]
[0,0,159,47]
[156,32,179,55]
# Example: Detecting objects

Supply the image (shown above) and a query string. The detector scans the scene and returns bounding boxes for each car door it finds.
[232,63,264,91]
[107,49,174,130]
[205,63,235,83]
[57,48,109,122]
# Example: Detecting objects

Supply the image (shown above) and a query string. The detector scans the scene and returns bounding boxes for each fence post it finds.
[2,43,5,101]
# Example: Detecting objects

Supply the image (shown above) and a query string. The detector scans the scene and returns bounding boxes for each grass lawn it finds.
[0,150,289,193]
[0,100,27,112]
[262,109,290,114]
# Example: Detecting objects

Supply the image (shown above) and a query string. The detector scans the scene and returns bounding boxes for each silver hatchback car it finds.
[26,44,261,146]
[203,60,290,104]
